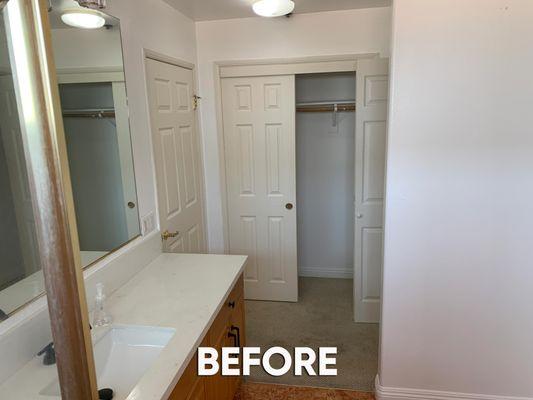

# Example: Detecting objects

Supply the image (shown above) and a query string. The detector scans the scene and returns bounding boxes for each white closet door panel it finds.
[222,75,297,302]
[146,59,206,254]
[112,82,139,238]
[354,58,389,322]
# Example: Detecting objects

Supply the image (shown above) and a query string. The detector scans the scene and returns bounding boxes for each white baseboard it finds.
[375,375,533,400]
[298,266,353,279]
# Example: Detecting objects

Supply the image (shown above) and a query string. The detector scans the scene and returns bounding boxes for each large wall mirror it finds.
[0,0,139,320]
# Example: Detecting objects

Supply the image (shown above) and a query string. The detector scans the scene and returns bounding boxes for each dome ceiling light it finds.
[61,9,105,29]
[252,0,295,17]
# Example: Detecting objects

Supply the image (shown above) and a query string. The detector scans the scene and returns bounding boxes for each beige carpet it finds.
[244,277,378,392]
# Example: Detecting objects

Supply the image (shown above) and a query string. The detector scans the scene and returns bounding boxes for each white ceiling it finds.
[163,0,391,21]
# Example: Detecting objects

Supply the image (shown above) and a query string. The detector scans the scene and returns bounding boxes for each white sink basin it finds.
[40,325,176,399]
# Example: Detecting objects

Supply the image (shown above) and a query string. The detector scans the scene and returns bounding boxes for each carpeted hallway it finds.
[245,277,379,392]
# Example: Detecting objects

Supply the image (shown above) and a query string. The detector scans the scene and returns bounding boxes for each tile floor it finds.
[234,382,375,400]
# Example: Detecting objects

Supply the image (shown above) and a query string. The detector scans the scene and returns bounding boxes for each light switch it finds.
[141,212,156,235]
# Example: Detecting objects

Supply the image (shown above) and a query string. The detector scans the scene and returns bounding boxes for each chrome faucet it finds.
[37,342,56,365]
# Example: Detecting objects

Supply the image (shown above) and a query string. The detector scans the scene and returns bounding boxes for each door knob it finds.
[161,230,179,241]
[127,201,136,209]
[285,203,294,210]
[356,213,363,219]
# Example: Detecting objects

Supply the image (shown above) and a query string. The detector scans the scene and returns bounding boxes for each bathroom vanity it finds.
[169,269,245,400]
[0,253,247,400]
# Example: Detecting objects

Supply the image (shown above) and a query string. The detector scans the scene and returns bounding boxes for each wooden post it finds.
[3,0,98,398]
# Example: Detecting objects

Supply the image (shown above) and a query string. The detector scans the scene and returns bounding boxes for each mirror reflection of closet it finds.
[0,0,141,322]
[50,0,140,267]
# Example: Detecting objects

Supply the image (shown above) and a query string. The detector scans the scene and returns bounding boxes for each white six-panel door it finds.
[221,75,298,302]
[354,58,389,322]
[146,58,206,253]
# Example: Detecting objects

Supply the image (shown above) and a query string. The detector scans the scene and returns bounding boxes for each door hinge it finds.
[193,95,202,110]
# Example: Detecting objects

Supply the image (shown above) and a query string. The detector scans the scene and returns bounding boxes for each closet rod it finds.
[62,109,116,119]
[296,100,355,113]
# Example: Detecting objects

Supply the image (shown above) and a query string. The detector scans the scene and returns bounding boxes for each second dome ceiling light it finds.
[252,0,295,17]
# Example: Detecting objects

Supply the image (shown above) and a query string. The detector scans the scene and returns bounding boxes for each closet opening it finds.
[244,72,379,391]
[296,72,356,282]
[220,57,389,391]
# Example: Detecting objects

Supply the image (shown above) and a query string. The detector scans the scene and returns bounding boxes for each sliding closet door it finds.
[354,58,389,322]
[221,75,298,302]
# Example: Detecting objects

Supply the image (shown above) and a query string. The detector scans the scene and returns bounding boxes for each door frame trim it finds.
[142,48,208,251]
[214,53,379,253]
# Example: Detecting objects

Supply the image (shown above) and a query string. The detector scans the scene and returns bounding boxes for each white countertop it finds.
[0,253,247,400]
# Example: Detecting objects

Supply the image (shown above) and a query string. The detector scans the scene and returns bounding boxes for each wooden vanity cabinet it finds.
[169,274,245,400]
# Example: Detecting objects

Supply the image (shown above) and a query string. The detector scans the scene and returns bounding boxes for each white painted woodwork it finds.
[354,57,389,323]
[218,58,364,79]
[146,59,206,253]
[221,75,297,302]
[0,76,40,277]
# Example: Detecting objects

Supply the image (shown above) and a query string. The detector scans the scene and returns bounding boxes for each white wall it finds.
[196,7,392,252]
[296,74,355,279]
[379,0,533,398]
[51,27,123,70]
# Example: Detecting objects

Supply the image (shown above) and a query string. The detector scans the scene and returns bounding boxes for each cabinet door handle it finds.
[230,325,240,348]
[227,331,238,347]
[228,301,235,308]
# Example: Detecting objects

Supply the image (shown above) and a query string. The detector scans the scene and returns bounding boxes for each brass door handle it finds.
[161,230,179,241]
[285,203,294,210]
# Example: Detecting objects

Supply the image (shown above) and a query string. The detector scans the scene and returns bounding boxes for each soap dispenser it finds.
[93,283,112,327]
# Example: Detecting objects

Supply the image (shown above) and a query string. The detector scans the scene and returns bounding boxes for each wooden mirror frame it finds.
[3,0,98,398]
